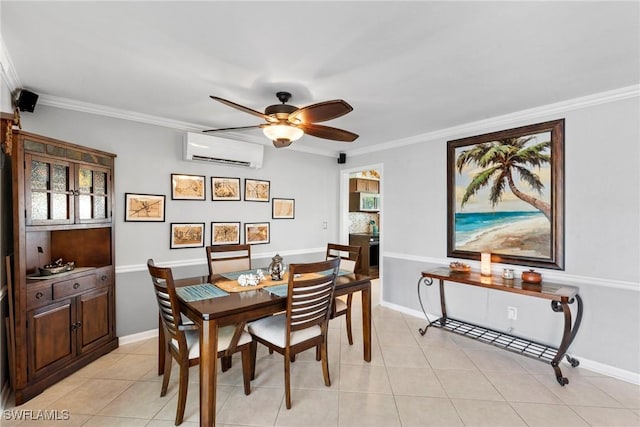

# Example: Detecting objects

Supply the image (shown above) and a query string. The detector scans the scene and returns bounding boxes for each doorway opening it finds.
[339,165,382,280]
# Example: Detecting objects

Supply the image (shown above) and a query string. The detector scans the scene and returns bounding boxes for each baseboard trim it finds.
[118,329,158,346]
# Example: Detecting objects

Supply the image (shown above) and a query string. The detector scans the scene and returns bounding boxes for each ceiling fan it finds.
[204,91,359,148]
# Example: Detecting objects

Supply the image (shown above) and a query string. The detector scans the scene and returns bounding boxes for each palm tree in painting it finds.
[456,136,551,221]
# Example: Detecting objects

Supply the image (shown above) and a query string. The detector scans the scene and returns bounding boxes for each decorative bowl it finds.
[39,261,75,276]
[521,269,542,284]
[449,262,471,273]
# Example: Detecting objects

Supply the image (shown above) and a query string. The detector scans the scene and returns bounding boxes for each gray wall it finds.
[344,94,640,376]
[17,106,340,336]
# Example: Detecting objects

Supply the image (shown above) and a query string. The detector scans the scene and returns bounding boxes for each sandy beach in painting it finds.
[457,216,551,257]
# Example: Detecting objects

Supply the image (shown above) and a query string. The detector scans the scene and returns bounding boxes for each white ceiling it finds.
[2,1,639,156]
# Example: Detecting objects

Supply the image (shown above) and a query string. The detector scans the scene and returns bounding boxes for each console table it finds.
[418,267,582,385]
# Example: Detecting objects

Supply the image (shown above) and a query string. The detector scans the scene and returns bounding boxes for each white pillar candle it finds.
[480,252,492,276]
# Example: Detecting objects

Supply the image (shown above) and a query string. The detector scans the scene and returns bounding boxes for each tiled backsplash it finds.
[349,212,380,233]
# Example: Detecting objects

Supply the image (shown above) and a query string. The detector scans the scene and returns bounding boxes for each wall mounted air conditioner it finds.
[183,132,264,168]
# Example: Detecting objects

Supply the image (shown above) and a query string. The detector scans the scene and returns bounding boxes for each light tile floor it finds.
[4,279,640,426]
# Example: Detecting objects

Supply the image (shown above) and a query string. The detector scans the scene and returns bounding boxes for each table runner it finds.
[215,269,351,293]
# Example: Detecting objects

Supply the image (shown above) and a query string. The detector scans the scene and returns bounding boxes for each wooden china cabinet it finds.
[8,130,118,404]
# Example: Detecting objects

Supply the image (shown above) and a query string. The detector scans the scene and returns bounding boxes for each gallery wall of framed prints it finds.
[127,174,295,248]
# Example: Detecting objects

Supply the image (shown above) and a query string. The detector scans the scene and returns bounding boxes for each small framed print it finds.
[170,222,205,249]
[171,174,206,200]
[272,198,295,219]
[211,222,241,245]
[124,193,165,222]
[211,177,241,201]
[244,179,270,202]
[245,222,270,245]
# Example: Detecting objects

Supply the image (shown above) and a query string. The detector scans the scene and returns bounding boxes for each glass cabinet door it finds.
[76,165,111,223]
[25,154,74,225]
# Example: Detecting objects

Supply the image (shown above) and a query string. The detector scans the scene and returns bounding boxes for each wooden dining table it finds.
[157,270,372,427]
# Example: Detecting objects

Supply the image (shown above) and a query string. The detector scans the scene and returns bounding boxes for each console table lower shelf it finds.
[418,268,583,386]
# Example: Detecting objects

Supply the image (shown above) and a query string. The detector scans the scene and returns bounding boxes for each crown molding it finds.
[37,94,334,157]
[347,84,640,157]
[0,34,21,95]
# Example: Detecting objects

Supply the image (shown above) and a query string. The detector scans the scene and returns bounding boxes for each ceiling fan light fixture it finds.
[262,124,304,144]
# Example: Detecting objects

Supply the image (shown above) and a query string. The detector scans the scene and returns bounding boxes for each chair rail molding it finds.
[116,247,326,274]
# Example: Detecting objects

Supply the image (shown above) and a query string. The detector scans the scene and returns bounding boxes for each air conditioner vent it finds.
[184,132,264,169]
[191,155,251,167]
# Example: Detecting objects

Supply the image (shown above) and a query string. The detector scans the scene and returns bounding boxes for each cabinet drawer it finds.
[95,266,113,287]
[52,274,97,299]
[26,282,53,310]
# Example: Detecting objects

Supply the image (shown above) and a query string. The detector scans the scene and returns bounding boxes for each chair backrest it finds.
[147,259,187,348]
[285,258,341,341]
[206,244,251,275]
[326,243,361,273]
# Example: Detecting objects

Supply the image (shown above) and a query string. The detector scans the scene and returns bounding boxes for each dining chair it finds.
[147,259,253,425]
[206,244,251,276]
[205,244,252,371]
[248,258,341,409]
[326,243,361,345]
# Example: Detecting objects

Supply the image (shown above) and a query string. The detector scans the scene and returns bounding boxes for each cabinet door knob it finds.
[73,282,80,289]
[101,275,107,281]
[36,291,44,299]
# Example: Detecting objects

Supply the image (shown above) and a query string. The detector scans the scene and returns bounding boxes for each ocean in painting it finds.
[455,211,545,246]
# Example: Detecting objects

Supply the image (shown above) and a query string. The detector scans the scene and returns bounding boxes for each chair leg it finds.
[175,359,189,425]
[284,351,292,409]
[241,345,252,395]
[160,347,172,396]
[221,355,232,372]
[250,341,258,380]
[321,339,331,387]
[315,344,321,361]
[346,294,354,345]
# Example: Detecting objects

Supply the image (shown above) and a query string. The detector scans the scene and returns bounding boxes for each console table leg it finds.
[550,294,583,386]
[439,279,447,323]
[417,276,434,335]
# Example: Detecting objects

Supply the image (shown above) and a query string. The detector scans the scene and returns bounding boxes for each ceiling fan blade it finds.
[202,125,262,133]
[210,96,269,120]
[288,100,353,124]
[300,123,359,142]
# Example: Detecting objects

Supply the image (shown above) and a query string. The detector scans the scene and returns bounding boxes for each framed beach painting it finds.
[447,119,565,270]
